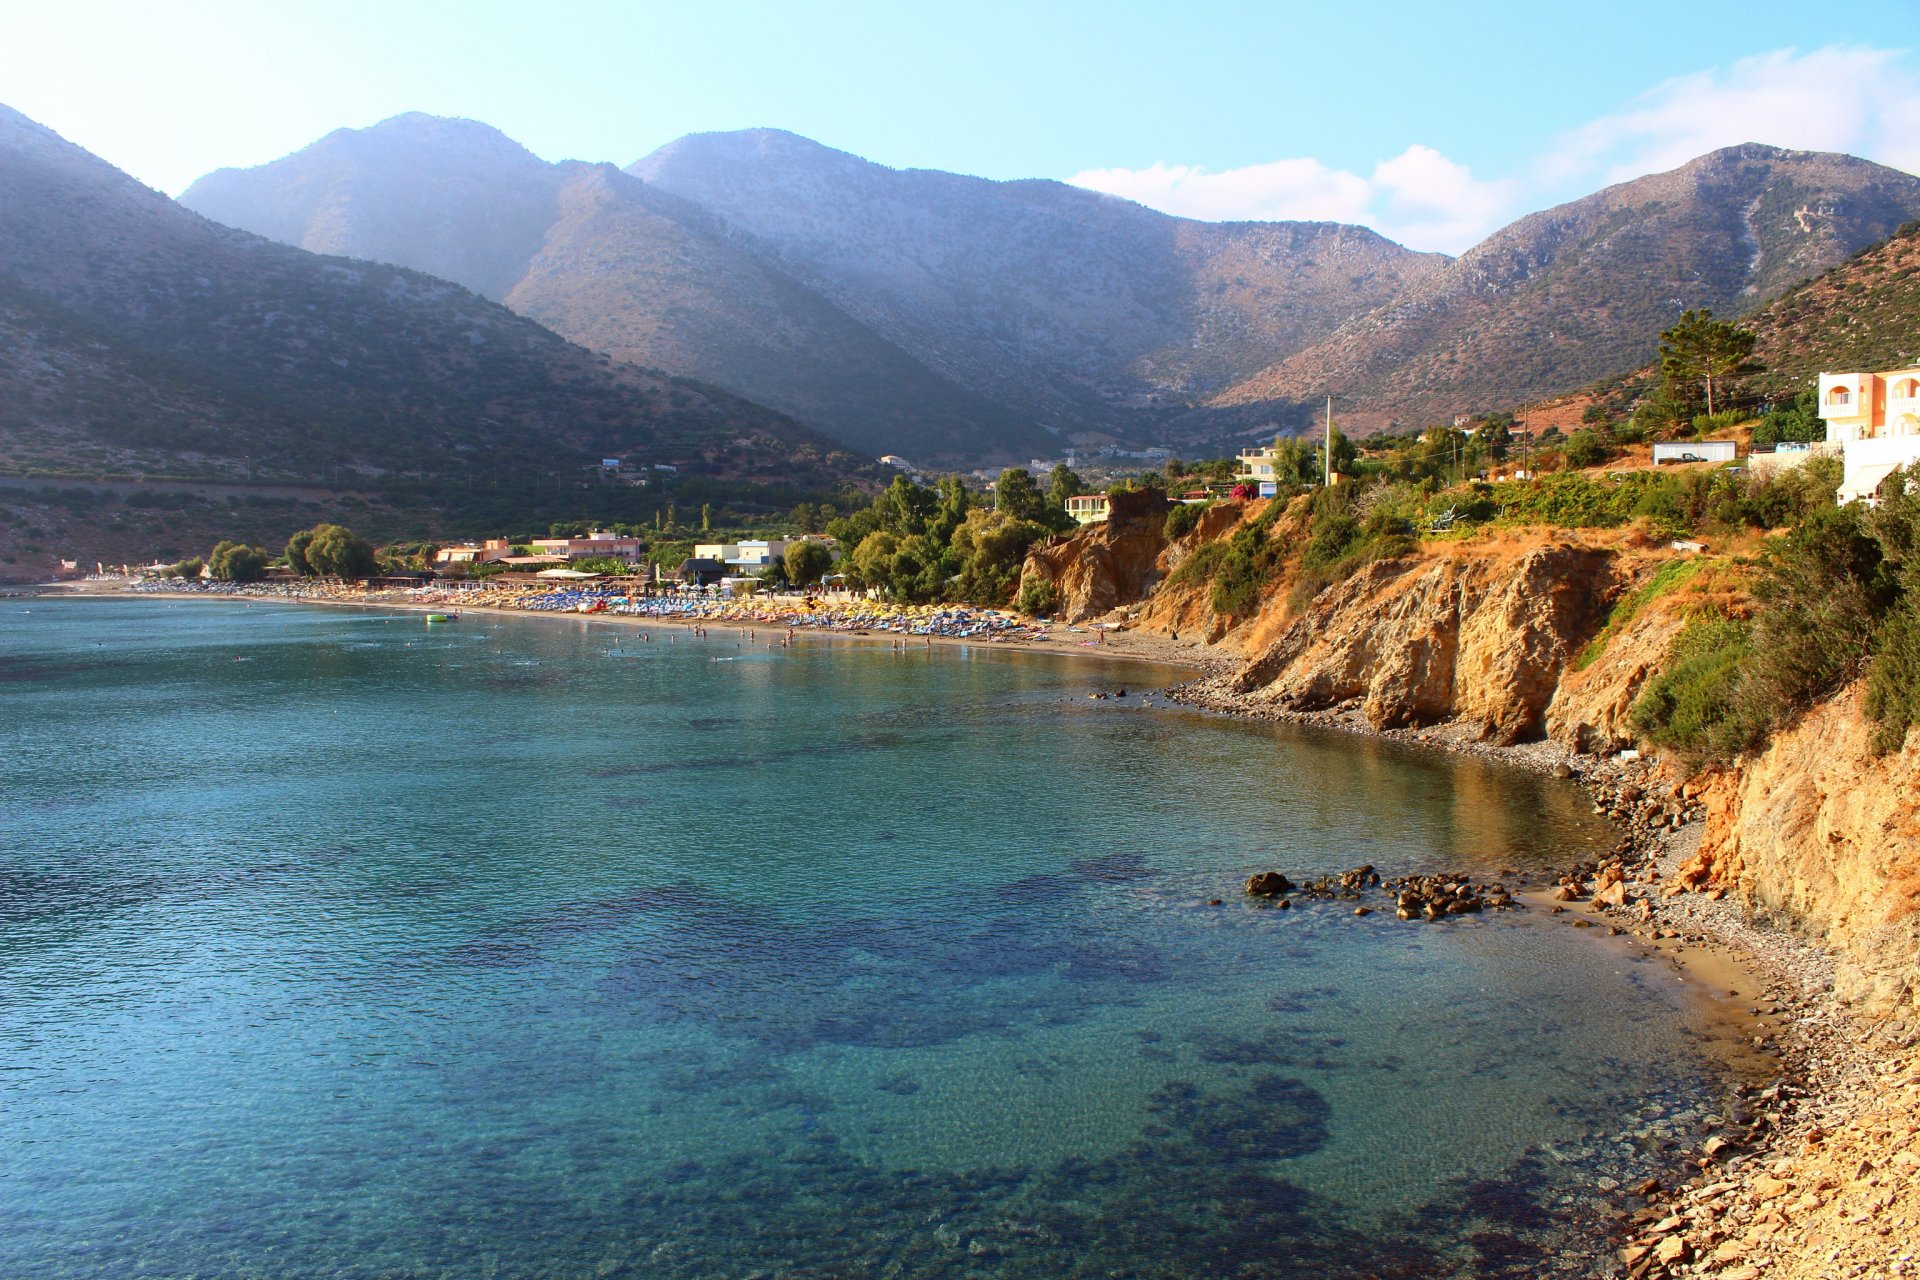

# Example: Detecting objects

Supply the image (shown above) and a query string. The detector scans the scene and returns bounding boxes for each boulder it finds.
[1244,872,1295,897]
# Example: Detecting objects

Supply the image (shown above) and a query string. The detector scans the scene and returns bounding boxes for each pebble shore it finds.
[1166,673,1917,1280]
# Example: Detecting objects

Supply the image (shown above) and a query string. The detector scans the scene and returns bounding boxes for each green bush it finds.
[1563,429,1609,469]
[1631,617,1757,760]
[1865,602,1920,754]
[1164,501,1208,540]
[1016,578,1055,617]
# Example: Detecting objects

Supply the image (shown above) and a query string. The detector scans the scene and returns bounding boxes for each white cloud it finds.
[1069,45,1920,257]
[1541,46,1920,188]
[1070,148,1512,254]
[1068,157,1375,225]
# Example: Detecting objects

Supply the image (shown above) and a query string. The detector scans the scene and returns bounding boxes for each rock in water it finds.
[1244,872,1296,897]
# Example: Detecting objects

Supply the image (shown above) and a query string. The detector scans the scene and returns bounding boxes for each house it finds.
[1234,446,1277,484]
[1652,441,1738,466]
[695,540,793,571]
[878,454,917,471]
[1065,493,1112,525]
[435,538,512,565]
[528,531,646,563]
[1818,369,1920,504]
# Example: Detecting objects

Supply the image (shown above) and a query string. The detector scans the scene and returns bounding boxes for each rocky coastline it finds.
[1166,672,1917,1280]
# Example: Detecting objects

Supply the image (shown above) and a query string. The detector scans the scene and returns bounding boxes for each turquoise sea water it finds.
[1,600,1726,1278]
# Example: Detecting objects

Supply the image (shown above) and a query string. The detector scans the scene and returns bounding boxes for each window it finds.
[1828,385,1853,406]
[1896,379,1920,399]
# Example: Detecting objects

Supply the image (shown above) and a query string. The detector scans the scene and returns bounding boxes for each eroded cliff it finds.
[1679,686,1920,1010]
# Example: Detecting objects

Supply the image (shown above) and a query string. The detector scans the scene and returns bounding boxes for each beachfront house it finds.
[1818,369,1920,504]
[435,538,512,565]
[1065,493,1112,525]
[694,540,796,572]
[528,530,647,563]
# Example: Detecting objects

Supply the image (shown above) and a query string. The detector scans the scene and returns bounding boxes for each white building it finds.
[1818,369,1920,504]
[1651,441,1738,465]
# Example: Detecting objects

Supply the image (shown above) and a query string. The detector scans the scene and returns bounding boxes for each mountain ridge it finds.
[0,103,869,492]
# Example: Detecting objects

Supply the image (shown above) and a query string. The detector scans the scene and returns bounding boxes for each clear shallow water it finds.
[0,600,1723,1278]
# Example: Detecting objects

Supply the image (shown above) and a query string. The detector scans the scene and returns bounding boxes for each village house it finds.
[1065,493,1112,525]
[1233,446,1280,497]
[1818,369,1920,504]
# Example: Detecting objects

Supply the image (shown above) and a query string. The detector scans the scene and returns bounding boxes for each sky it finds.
[5,0,1919,254]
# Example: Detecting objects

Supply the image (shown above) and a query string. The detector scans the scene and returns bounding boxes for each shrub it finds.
[1016,578,1054,617]
[1563,429,1609,469]
[1631,616,1758,760]
[1164,501,1208,540]
[1865,602,1920,754]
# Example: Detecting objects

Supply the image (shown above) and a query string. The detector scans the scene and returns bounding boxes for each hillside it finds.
[183,118,1042,460]
[1214,145,1920,432]
[0,104,868,494]
[1743,218,1920,390]
[185,117,1445,462]
[631,129,1444,434]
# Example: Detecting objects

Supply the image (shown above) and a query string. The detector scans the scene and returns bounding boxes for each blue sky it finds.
[5,0,1918,252]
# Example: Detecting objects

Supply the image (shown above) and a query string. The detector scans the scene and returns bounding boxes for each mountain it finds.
[1212,145,1920,432]
[629,129,1444,433]
[184,117,1445,461]
[0,104,867,492]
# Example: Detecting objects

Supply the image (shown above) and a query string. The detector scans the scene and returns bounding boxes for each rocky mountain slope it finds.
[184,122,1920,456]
[1742,217,1920,393]
[631,129,1443,437]
[0,104,866,492]
[183,117,1040,460]
[184,116,1445,460]
[1214,146,1920,431]
[1019,503,1915,1018]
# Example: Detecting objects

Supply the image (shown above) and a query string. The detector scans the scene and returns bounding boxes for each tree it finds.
[701,503,711,532]
[290,523,378,578]
[1659,309,1760,417]
[995,468,1049,523]
[1563,429,1608,469]
[852,531,901,587]
[1271,437,1317,485]
[285,528,316,575]
[1473,416,1514,462]
[784,539,833,587]
[950,509,1049,604]
[207,540,269,582]
[1047,463,1085,513]
[1316,424,1357,479]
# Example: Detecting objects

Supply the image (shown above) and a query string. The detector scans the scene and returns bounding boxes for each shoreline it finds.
[32,579,1225,678]
[1168,672,1914,1280]
[22,582,1911,1276]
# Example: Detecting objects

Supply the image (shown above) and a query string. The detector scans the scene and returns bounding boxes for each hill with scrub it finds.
[1210,145,1920,432]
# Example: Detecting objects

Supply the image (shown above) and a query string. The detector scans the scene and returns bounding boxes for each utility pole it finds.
[1324,394,1333,488]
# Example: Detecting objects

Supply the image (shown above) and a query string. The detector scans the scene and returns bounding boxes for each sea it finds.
[0,598,1735,1278]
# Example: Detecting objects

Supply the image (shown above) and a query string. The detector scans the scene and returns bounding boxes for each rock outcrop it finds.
[1229,544,1618,744]
[1678,684,1920,1011]
[1019,490,1174,622]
